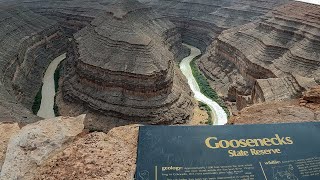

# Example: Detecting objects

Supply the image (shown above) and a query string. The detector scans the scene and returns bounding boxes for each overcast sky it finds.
[296,0,320,5]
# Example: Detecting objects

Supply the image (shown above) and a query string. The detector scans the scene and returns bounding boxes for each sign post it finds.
[135,123,320,180]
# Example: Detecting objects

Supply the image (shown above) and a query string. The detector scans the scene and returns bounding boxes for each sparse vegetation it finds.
[198,101,213,125]
[190,56,230,117]
[32,85,42,115]
[53,63,63,116]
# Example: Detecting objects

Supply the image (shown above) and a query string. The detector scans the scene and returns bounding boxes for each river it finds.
[37,44,227,124]
[37,53,66,119]
[180,44,228,125]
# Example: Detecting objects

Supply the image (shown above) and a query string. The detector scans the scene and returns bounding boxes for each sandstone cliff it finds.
[1,0,297,123]
[0,5,68,123]
[143,0,290,51]
[139,0,294,112]
[199,1,320,110]
[60,0,194,125]
[15,0,112,36]
[17,0,189,59]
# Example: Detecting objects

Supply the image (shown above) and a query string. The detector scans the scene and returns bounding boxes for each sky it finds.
[296,0,320,5]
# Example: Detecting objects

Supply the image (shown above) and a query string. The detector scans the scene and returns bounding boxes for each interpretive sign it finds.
[135,123,320,180]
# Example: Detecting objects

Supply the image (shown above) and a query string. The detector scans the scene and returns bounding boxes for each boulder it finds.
[229,100,320,124]
[0,123,20,170]
[0,115,85,180]
[303,86,320,104]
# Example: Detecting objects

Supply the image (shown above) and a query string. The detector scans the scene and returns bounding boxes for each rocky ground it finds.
[0,114,139,180]
[229,86,320,124]
[26,125,139,180]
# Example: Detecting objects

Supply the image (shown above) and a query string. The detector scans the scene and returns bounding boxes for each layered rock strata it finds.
[2,0,292,120]
[0,5,68,123]
[17,0,188,59]
[199,1,320,109]
[16,0,113,36]
[143,0,290,51]
[62,0,194,124]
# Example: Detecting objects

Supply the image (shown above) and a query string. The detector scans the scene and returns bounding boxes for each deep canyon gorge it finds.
[0,0,319,179]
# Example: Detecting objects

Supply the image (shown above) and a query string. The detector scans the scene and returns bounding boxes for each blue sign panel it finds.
[135,123,320,180]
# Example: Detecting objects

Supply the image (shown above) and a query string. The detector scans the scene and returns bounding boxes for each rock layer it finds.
[144,0,290,51]
[1,0,318,123]
[0,5,68,123]
[199,1,320,109]
[141,0,294,112]
[15,0,113,36]
[62,0,194,124]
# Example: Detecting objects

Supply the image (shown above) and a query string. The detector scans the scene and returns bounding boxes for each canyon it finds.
[4,0,316,125]
[0,5,67,124]
[199,1,320,111]
[0,0,319,179]
[180,44,228,125]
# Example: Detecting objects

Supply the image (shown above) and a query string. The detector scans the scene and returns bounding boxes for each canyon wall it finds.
[142,0,290,52]
[199,1,320,110]
[61,0,194,124]
[0,5,68,123]
[140,0,298,111]
[0,0,318,123]
[13,0,190,59]
[15,0,111,36]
